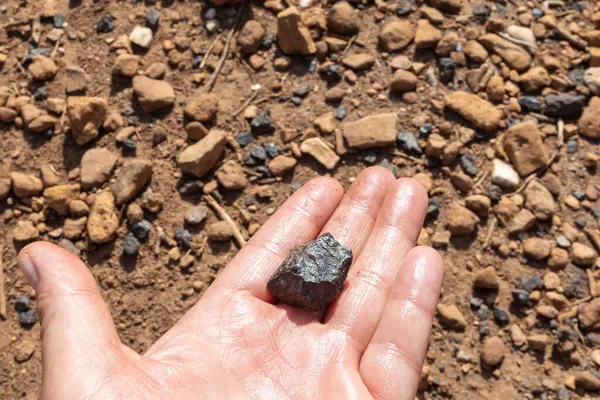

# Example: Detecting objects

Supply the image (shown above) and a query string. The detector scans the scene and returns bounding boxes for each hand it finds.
[18,167,443,400]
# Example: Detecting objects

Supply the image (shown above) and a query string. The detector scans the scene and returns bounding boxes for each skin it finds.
[18,167,444,400]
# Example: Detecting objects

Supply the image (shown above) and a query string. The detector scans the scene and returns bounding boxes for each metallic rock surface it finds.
[267,233,353,311]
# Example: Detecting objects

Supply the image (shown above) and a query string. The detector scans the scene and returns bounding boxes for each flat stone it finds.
[479,33,531,72]
[13,220,39,242]
[341,113,397,148]
[341,53,375,71]
[444,91,502,132]
[544,93,586,119]
[267,233,353,311]
[268,155,297,176]
[133,76,175,113]
[178,129,229,177]
[507,209,536,235]
[300,137,340,170]
[504,121,549,176]
[65,65,88,94]
[436,303,467,330]
[111,159,153,204]
[80,148,118,189]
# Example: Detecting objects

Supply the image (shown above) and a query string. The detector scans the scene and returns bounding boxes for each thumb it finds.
[18,242,123,396]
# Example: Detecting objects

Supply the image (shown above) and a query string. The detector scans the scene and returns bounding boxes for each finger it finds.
[359,247,443,400]
[209,176,344,301]
[324,178,428,351]
[18,242,123,396]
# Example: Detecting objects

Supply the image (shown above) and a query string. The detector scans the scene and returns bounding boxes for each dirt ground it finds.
[1,0,600,398]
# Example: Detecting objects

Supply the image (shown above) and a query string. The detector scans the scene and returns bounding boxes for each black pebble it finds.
[460,154,478,176]
[397,131,422,154]
[251,110,276,135]
[14,295,30,313]
[97,14,115,33]
[236,132,254,147]
[131,219,151,242]
[19,309,38,326]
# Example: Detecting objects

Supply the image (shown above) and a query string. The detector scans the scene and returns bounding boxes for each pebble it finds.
[251,110,276,134]
[111,159,153,204]
[523,237,551,260]
[341,113,398,149]
[19,309,38,326]
[178,129,229,177]
[544,93,585,119]
[446,205,480,235]
[444,91,502,132]
[436,303,467,330]
[473,266,500,290]
[130,26,153,49]
[146,8,160,30]
[87,191,119,243]
[570,242,597,267]
[67,97,108,145]
[491,159,520,190]
[300,137,340,170]
[397,131,422,154]
[481,336,505,369]
[131,219,151,242]
[185,205,209,225]
[378,19,415,52]
[277,7,316,55]
[97,14,114,33]
[132,76,175,113]
[504,121,549,177]
[122,233,140,257]
[174,227,193,250]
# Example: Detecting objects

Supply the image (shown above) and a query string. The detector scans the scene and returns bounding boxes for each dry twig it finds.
[540,16,588,51]
[205,6,243,92]
[0,242,5,320]
[1,18,33,30]
[482,218,497,249]
[342,34,357,56]
[232,90,259,118]
[204,194,247,248]
[199,33,222,70]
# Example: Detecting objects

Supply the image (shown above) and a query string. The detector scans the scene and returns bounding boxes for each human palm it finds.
[18,167,443,400]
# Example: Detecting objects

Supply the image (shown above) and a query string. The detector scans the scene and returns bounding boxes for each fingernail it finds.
[18,253,39,289]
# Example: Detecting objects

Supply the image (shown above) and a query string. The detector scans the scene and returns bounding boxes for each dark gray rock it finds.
[267,233,353,311]
[14,295,30,313]
[493,306,510,325]
[175,227,192,250]
[19,309,38,326]
[146,8,160,30]
[251,110,276,134]
[397,131,422,154]
[544,93,585,119]
[236,132,254,147]
[122,233,140,257]
[517,275,543,293]
[438,57,456,84]
[97,14,114,33]
[131,219,151,242]
[511,289,530,308]
[460,154,478,176]
[334,105,347,120]
[519,96,542,112]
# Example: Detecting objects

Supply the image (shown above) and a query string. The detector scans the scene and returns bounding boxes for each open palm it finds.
[18,167,443,400]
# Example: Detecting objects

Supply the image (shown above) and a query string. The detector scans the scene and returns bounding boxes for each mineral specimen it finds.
[267,233,353,311]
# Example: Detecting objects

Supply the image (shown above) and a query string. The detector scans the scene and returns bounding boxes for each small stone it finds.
[479,33,531,72]
[185,94,219,123]
[415,19,442,48]
[132,76,175,113]
[146,8,160,30]
[174,227,192,250]
[481,336,505,369]
[267,233,352,312]
[113,54,140,78]
[473,266,500,290]
[268,155,297,176]
[28,55,58,81]
[519,66,550,92]
[13,220,40,242]
[342,53,375,71]
[122,233,140,257]
[544,93,586,119]
[444,91,502,132]
[238,20,264,54]
[543,272,561,290]
[111,159,153,204]
[300,137,340,170]
[65,65,88,94]
[549,248,569,270]
[342,113,398,149]
[524,180,557,221]
[251,110,276,135]
[131,219,151,242]
[390,69,417,93]
[87,191,119,243]
[571,242,597,267]
[437,303,467,330]
[579,97,600,139]
[528,334,549,352]
[491,159,520,190]
[67,97,108,145]
[178,129,229,177]
[277,7,316,55]
[327,1,359,34]
[97,14,114,33]
[19,309,38,326]
[80,148,118,189]
[523,237,551,260]
[11,172,43,198]
[378,19,415,52]
[446,205,480,235]
[44,184,80,215]
[146,63,168,80]
[536,304,559,319]
[216,160,247,190]
[185,205,209,225]
[207,220,234,241]
[126,204,144,223]
[465,195,490,216]
[129,26,153,49]
[314,112,337,134]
